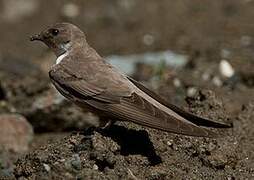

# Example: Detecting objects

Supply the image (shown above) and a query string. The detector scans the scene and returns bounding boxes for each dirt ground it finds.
[0,0,254,179]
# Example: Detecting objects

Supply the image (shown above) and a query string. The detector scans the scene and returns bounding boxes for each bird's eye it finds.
[51,29,59,36]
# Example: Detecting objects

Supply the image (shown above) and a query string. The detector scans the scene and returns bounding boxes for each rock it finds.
[212,76,223,87]
[0,168,14,179]
[142,34,155,46]
[220,49,231,59]
[71,154,81,170]
[240,35,252,47]
[187,87,198,97]
[92,164,99,170]
[0,114,33,152]
[61,3,80,18]
[65,154,82,171]
[203,153,228,169]
[219,60,235,78]
[43,163,51,172]
[202,72,211,81]
[173,78,181,88]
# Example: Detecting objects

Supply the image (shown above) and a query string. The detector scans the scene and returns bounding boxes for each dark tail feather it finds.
[128,77,232,128]
[164,103,233,128]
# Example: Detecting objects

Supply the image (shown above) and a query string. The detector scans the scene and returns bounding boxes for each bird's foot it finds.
[82,126,97,139]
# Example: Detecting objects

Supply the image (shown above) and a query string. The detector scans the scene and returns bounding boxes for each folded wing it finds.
[127,77,232,128]
[49,59,229,137]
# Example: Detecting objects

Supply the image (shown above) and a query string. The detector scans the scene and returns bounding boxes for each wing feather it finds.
[49,60,132,104]
[128,77,232,128]
[108,93,217,137]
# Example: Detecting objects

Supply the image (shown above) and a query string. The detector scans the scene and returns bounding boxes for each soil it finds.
[0,0,254,179]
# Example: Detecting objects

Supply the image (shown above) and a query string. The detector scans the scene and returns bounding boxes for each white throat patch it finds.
[56,42,71,64]
[56,52,68,64]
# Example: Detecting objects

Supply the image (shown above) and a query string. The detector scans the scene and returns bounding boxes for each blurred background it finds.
[0,0,254,179]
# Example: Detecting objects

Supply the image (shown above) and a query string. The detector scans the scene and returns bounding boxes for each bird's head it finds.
[30,22,86,56]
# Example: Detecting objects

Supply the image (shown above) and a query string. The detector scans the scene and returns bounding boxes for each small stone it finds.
[0,168,13,178]
[212,76,223,87]
[59,159,66,162]
[220,49,231,59]
[227,176,235,180]
[202,72,211,81]
[43,163,51,172]
[62,3,80,18]
[208,142,217,152]
[142,34,155,46]
[71,154,81,170]
[0,114,33,152]
[166,140,173,147]
[187,87,197,97]
[219,60,235,78]
[206,154,228,169]
[93,164,99,170]
[173,78,181,87]
[184,141,193,149]
[240,35,252,47]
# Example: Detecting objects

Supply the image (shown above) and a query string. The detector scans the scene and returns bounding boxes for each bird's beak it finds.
[30,34,42,41]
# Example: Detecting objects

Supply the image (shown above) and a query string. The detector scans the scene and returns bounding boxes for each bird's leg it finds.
[82,118,115,136]
[99,117,116,130]
[101,120,115,130]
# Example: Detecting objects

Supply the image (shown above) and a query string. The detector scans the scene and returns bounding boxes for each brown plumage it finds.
[31,22,231,137]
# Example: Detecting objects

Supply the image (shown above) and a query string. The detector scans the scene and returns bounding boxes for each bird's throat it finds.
[56,51,68,64]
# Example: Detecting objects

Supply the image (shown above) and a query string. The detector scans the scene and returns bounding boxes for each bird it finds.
[30,22,231,137]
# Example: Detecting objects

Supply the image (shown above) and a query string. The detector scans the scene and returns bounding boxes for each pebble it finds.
[212,76,223,87]
[142,34,155,46]
[220,49,231,59]
[71,154,82,170]
[93,164,99,170]
[62,3,80,18]
[166,140,173,147]
[187,87,198,97]
[206,154,227,169]
[240,35,252,47]
[202,72,211,81]
[173,78,181,87]
[43,163,51,172]
[219,60,235,78]
[0,114,33,152]
[0,168,13,178]
[208,142,217,152]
